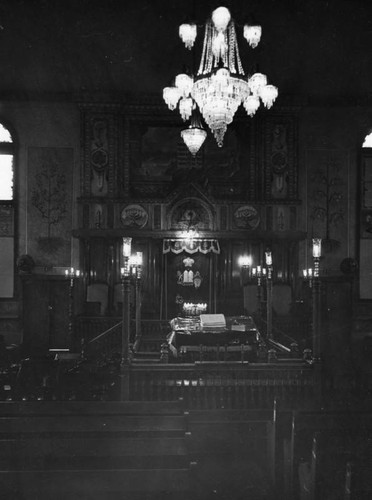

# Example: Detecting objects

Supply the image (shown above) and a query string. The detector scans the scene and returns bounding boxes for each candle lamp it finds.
[302,267,314,287]
[122,237,132,277]
[120,237,133,400]
[183,302,207,316]
[64,267,81,350]
[311,238,322,361]
[265,250,273,339]
[312,238,322,277]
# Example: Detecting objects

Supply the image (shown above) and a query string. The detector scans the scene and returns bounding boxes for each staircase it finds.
[132,319,171,363]
[0,399,195,499]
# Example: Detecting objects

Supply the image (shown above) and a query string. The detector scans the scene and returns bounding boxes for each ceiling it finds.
[0,0,371,103]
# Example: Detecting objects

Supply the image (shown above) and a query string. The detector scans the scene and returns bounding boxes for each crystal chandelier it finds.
[180,109,207,156]
[163,6,278,148]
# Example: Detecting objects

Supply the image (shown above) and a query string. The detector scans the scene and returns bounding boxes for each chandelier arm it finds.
[230,22,245,75]
[198,21,210,75]
[222,31,228,68]
[228,25,234,73]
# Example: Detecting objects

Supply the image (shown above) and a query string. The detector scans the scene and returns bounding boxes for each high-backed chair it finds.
[272,283,292,316]
[244,284,260,315]
[86,283,109,316]
[113,283,123,313]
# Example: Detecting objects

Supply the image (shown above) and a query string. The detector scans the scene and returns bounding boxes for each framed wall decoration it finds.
[121,204,148,228]
[233,205,260,230]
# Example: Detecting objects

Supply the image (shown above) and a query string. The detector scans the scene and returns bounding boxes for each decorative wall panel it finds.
[27,147,73,267]
[306,149,349,270]
[80,105,119,198]
[263,115,299,200]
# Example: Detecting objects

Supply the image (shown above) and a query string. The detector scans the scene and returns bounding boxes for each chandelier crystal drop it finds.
[163,86,181,110]
[179,97,194,121]
[179,23,197,49]
[175,73,194,97]
[259,84,279,109]
[164,6,278,149]
[243,95,260,117]
[243,25,262,48]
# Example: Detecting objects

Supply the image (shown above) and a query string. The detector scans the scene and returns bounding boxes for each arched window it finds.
[362,131,372,148]
[0,122,15,297]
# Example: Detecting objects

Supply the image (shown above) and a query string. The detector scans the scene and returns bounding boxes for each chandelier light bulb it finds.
[248,73,268,94]
[243,25,262,48]
[175,73,194,97]
[179,97,194,121]
[163,86,181,110]
[179,23,197,49]
[260,84,278,108]
[212,6,231,32]
[243,95,260,117]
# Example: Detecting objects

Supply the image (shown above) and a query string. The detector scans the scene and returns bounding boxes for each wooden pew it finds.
[0,399,195,499]
[286,410,372,500]
[188,400,278,498]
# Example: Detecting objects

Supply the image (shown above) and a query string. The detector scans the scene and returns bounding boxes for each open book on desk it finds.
[200,313,226,331]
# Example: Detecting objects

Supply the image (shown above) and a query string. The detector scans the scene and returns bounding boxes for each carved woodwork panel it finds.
[80,105,120,198]
[307,149,349,270]
[263,114,299,201]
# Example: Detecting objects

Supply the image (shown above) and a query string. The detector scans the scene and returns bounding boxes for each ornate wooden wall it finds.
[75,100,304,319]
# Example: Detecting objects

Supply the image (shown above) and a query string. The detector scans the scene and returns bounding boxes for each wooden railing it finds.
[75,316,121,344]
[129,362,317,409]
[85,321,122,359]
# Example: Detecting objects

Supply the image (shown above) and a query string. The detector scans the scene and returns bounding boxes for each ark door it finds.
[163,251,216,319]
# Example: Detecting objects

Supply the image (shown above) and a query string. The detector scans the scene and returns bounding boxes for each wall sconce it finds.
[238,255,252,286]
[312,238,322,277]
[302,267,314,287]
[238,255,252,269]
[65,267,81,280]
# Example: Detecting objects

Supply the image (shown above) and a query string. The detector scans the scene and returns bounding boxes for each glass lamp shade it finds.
[136,251,143,266]
[179,23,197,49]
[122,237,132,258]
[212,6,231,32]
[243,95,260,117]
[265,251,272,266]
[312,238,322,258]
[175,73,194,97]
[163,86,181,110]
[243,24,262,48]
[179,97,194,121]
[260,85,278,109]
[248,73,268,95]
[181,126,207,155]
